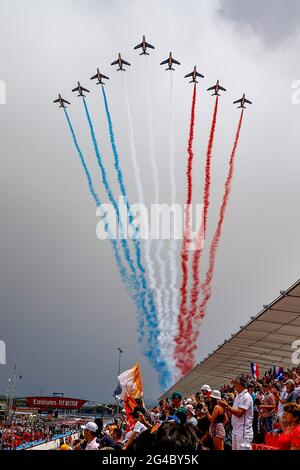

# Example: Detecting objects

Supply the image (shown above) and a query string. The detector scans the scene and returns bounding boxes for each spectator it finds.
[259,383,276,434]
[123,408,148,450]
[170,391,187,424]
[111,427,124,450]
[247,383,259,442]
[80,422,99,450]
[277,403,300,450]
[204,390,227,450]
[195,403,211,448]
[219,375,253,450]
[186,405,197,426]
[201,384,212,406]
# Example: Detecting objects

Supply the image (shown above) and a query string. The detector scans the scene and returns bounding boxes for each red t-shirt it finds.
[278,425,300,450]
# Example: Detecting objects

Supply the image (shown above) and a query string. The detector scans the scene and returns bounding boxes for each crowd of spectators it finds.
[0,418,81,450]
[1,366,300,451]
[60,366,300,451]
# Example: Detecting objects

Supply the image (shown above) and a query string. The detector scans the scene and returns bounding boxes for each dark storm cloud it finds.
[218,0,300,46]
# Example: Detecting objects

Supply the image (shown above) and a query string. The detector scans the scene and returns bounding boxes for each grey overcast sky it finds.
[1,0,300,402]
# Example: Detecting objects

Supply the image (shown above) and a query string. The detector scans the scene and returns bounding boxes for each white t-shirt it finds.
[231,389,253,439]
[133,421,147,435]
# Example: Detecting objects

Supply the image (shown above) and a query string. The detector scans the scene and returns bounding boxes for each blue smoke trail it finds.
[63,108,143,334]
[82,97,147,343]
[101,85,171,389]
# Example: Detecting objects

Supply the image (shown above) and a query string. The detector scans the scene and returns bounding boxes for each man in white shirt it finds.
[219,375,253,450]
[80,422,99,450]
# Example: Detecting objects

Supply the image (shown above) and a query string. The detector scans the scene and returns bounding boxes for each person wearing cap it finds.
[171,391,187,424]
[204,390,227,450]
[278,379,298,404]
[186,405,197,426]
[80,422,99,450]
[218,375,253,450]
[201,385,212,407]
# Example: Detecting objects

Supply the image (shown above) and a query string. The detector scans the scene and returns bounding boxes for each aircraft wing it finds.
[219,85,226,91]
[122,59,131,66]
[160,59,169,65]
[81,87,90,93]
[91,73,98,79]
[244,98,252,104]
[233,98,242,104]
[196,72,204,78]
[172,59,180,65]
[62,98,70,104]
[134,43,143,50]
[207,85,216,91]
[102,74,109,80]
[53,98,60,103]
[111,59,119,65]
[146,42,155,49]
[185,72,193,78]
[72,86,79,92]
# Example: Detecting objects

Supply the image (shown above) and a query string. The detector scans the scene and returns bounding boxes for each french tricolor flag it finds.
[251,362,260,379]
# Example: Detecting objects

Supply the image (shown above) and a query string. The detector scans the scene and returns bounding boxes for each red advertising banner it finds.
[25,397,86,410]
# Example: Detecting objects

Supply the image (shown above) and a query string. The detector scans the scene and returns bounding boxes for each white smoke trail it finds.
[144,58,170,363]
[122,73,168,357]
[168,71,179,363]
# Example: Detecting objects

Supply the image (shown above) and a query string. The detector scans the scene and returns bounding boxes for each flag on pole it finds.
[251,362,260,379]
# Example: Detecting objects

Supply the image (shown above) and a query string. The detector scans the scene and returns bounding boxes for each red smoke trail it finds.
[178,96,219,371]
[175,83,197,373]
[188,109,244,356]
[190,98,219,320]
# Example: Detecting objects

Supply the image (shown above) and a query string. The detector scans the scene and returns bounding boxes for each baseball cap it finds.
[210,390,221,400]
[201,384,212,392]
[284,379,295,386]
[171,391,182,400]
[81,422,98,433]
[167,415,181,425]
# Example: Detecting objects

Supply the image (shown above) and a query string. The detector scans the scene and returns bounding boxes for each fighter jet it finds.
[134,35,155,55]
[72,82,90,97]
[90,68,109,85]
[207,80,226,96]
[160,52,180,71]
[53,94,70,108]
[185,66,204,83]
[111,53,131,71]
[233,93,252,109]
